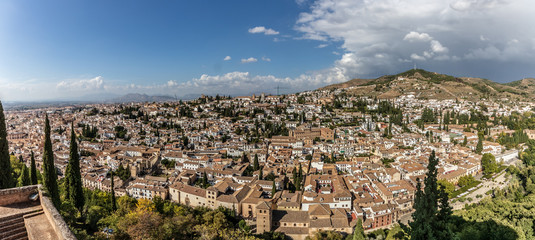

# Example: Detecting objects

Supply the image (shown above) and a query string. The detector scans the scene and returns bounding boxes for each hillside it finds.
[320,69,534,101]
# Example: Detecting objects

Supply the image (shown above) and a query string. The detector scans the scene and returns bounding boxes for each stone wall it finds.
[38,186,77,240]
[0,185,38,206]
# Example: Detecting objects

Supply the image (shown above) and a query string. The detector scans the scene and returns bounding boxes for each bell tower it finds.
[256,201,272,234]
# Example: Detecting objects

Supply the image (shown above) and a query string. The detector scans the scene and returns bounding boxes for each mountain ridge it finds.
[320,69,534,101]
[108,93,176,103]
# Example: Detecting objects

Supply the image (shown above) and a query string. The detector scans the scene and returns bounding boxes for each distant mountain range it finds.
[321,69,535,102]
[107,93,176,103]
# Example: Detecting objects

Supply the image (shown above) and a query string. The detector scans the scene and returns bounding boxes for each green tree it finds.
[259,167,263,180]
[352,218,365,240]
[409,150,453,240]
[17,163,31,187]
[65,124,84,211]
[437,180,455,197]
[475,135,483,154]
[462,136,468,147]
[42,114,60,208]
[271,181,276,197]
[253,154,259,171]
[0,101,14,189]
[481,153,497,175]
[457,175,475,188]
[111,170,117,211]
[30,151,37,185]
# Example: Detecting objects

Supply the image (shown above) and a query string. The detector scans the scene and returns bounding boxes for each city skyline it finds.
[1,0,534,101]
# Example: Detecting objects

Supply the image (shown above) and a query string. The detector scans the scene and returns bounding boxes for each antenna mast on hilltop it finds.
[414,64,417,70]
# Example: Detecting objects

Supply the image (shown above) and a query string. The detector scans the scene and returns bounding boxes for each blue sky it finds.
[1,0,534,101]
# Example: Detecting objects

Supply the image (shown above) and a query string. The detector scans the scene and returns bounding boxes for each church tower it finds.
[256,201,272,234]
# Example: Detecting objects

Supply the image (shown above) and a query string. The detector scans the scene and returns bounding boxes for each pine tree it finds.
[65,123,84,211]
[110,170,117,211]
[42,114,60,208]
[18,164,31,187]
[0,101,14,189]
[352,218,365,240]
[253,154,259,171]
[30,151,38,185]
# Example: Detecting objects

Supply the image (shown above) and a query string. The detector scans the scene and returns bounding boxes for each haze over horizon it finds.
[1,0,534,102]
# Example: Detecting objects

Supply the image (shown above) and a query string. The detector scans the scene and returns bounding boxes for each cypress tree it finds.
[202,171,208,187]
[271,180,276,197]
[476,135,483,154]
[259,167,263,180]
[352,218,365,240]
[253,154,259,171]
[18,164,31,187]
[0,101,14,189]
[30,151,38,185]
[42,114,60,208]
[110,170,117,211]
[65,123,84,211]
[409,150,452,240]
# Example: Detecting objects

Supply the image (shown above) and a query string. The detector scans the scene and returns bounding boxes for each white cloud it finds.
[430,40,448,53]
[316,44,329,48]
[223,56,231,61]
[411,54,426,61]
[248,26,279,35]
[404,32,433,42]
[241,57,258,63]
[56,76,105,90]
[261,57,271,62]
[167,80,178,87]
[450,0,509,11]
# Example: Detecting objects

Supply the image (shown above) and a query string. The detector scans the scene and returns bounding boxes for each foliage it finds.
[65,125,85,211]
[0,101,14,189]
[115,164,131,181]
[160,158,176,169]
[351,218,365,240]
[481,153,498,175]
[43,114,60,208]
[408,151,454,240]
[30,151,38,185]
[17,163,31,187]
[497,130,529,149]
[475,135,483,154]
[437,180,455,198]
[421,107,436,123]
[306,230,344,240]
[457,175,475,188]
[381,158,395,168]
[114,125,128,139]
